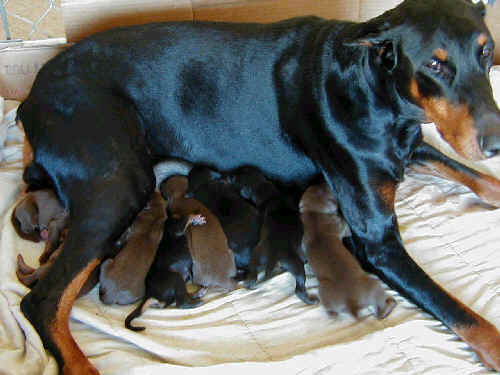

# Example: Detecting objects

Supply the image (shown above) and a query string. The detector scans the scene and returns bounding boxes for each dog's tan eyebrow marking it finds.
[433,48,448,61]
[477,33,488,47]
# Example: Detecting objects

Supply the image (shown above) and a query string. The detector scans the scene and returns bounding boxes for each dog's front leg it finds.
[408,142,500,207]
[325,170,500,371]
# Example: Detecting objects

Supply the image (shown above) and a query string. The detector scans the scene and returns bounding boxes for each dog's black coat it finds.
[17,0,500,372]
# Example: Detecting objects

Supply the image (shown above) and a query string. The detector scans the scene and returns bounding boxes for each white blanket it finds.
[1,69,500,375]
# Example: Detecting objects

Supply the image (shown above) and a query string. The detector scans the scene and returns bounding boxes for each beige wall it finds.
[59,0,500,63]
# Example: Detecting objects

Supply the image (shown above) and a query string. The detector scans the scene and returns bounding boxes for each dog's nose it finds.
[478,113,500,158]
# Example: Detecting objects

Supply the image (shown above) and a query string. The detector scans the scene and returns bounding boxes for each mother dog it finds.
[17,0,500,373]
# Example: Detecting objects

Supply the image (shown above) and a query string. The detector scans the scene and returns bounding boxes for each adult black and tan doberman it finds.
[17,0,500,373]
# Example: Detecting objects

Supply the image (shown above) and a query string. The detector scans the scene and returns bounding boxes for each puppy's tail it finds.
[153,159,193,189]
[125,297,152,332]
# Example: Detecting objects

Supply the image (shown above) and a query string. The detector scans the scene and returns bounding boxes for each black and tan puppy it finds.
[161,176,237,291]
[300,182,396,319]
[188,165,317,305]
[125,213,206,331]
[12,189,68,264]
[99,191,167,305]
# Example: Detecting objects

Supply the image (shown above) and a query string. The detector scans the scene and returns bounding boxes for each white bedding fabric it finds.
[1,68,500,375]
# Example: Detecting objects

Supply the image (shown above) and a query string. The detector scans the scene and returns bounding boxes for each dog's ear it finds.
[344,21,398,72]
[346,36,398,73]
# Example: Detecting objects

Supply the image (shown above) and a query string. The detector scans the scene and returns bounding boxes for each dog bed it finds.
[0,69,499,375]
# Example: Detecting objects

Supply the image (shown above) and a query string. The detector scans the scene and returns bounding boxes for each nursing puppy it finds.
[160,175,237,291]
[186,166,262,280]
[99,191,167,305]
[125,213,205,331]
[189,165,316,304]
[300,182,396,319]
[12,188,68,264]
[250,195,317,304]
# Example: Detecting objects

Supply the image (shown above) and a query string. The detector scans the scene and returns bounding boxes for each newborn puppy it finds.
[99,191,167,305]
[161,175,237,290]
[186,166,262,280]
[250,197,317,305]
[11,189,68,264]
[125,214,206,331]
[191,165,316,305]
[300,182,396,319]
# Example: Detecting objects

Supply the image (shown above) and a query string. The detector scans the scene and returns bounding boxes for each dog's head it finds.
[347,0,500,161]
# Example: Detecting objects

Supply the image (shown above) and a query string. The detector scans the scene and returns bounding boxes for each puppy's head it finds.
[11,194,42,242]
[229,166,278,207]
[299,182,338,214]
[160,175,189,203]
[185,166,222,198]
[346,0,500,161]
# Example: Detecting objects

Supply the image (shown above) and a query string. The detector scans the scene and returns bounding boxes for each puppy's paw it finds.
[244,279,258,290]
[298,292,319,305]
[375,296,397,319]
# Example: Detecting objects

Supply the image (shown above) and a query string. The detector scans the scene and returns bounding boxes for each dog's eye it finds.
[482,46,493,59]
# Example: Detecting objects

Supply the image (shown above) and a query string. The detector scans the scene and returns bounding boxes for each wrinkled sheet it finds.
[1,68,500,375]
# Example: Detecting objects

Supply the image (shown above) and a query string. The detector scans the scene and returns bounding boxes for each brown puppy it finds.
[300,182,396,319]
[125,213,206,331]
[99,191,167,305]
[160,176,237,291]
[11,189,68,264]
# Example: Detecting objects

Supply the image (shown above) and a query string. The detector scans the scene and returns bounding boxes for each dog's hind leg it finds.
[18,96,155,375]
[20,179,153,374]
[409,142,500,207]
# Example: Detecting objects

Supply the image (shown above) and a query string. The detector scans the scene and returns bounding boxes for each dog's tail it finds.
[153,159,193,189]
[124,297,155,332]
